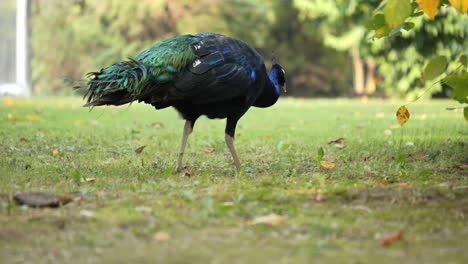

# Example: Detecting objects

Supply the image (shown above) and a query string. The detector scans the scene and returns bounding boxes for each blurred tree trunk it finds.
[351,45,364,95]
[365,59,376,95]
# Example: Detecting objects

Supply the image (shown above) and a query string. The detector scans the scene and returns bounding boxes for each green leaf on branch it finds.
[459,54,467,68]
[385,0,412,29]
[374,25,391,38]
[422,56,448,81]
[366,13,386,30]
[403,22,415,30]
[411,10,425,17]
[443,73,468,104]
[464,107,468,122]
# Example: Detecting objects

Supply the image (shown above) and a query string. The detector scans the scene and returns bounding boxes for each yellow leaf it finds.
[51,148,59,156]
[4,98,14,106]
[396,106,410,126]
[204,147,215,154]
[449,0,468,13]
[416,0,440,19]
[250,214,287,226]
[320,161,336,169]
[153,231,171,241]
[26,115,42,121]
[7,114,21,120]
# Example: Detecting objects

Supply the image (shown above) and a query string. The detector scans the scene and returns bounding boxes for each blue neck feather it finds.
[268,69,281,95]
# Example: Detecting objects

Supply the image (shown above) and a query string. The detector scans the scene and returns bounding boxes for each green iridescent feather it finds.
[84,33,215,104]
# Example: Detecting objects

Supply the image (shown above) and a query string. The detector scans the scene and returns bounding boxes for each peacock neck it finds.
[252,69,280,108]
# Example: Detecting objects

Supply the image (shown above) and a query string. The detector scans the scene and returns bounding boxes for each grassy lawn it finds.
[1,97,467,263]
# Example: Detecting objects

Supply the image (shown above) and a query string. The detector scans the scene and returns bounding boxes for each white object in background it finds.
[0,0,31,97]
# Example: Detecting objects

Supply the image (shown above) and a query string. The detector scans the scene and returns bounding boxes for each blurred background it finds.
[0,0,467,98]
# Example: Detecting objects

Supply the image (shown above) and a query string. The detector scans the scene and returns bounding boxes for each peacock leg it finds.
[225,118,241,172]
[175,120,193,172]
[225,134,241,172]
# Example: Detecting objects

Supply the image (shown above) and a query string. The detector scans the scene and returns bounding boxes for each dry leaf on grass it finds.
[86,178,96,183]
[250,213,287,226]
[415,152,431,160]
[328,138,345,145]
[26,115,42,121]
[398,183,411,189]
[4,98,15,106]
[380,230,403,247]
[205,147,215,154]
[154,231,171,241]
[7,114,21,120]
[315,193,325,202]
[328,138,346,149]
[51,149,59,156]
[135,146,146,154]
[150,122,164,128]
[320,161,335,169]
[80,210,96,218]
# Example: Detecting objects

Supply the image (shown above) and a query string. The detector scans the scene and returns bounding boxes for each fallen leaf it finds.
[4,98,14,106]
[150,122,164,128]
[80,210,96,218]
[320,161,336,169]
[135,145,146,154]
[416,0,440,19]
[154,231,171,241]
[135,206,152,214]
[384,129,393,136]
[51,149,59,156]
[205,147,215,154]
[328,138,346,149]
[85,178,96,183]
[184,171,192,177]
[415,152,431,160]
[7,114,21,120]
[398,183,411,189]
[26,115,42,121]
[328,138,346,145]
[315,193,325,202]
[396,106,410,126]
[380,230,403,247]
[250,213,287,226]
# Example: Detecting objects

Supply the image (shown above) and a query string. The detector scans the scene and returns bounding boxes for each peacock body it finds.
[83,32,286,172]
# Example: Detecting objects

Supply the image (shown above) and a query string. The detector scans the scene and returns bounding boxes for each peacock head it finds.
[269,62,287,94]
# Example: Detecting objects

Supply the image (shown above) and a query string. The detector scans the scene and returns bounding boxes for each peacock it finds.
[82,32,286,172]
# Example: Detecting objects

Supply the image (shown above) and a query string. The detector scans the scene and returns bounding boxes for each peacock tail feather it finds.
[84,32,215,105]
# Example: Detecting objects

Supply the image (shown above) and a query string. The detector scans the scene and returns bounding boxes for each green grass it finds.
[1,97,467,263]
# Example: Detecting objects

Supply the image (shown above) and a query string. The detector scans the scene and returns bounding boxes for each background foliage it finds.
[31,0,466,99]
